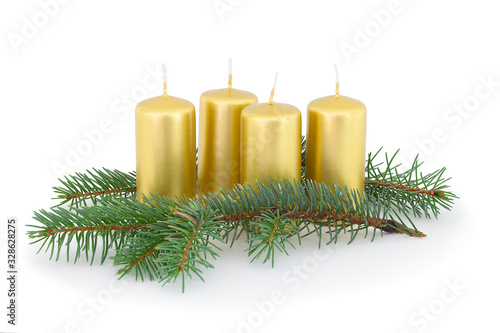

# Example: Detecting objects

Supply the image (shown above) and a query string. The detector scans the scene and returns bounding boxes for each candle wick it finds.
[162,63,168,96]
[268,89,275,105]
[268,72,279,105]
[334,63,340,96]
[228,58,233,89]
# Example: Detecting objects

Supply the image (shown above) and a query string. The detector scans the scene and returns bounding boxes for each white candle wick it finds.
[228,58,233,89]
[269,72,279,105]
[334,63,340,96]
[162,63,167,96]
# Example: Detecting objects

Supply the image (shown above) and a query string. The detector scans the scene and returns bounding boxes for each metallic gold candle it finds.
[241,73,301,187]
[136,64,196,202]
[305,65,367,197]
[198,59,258,194]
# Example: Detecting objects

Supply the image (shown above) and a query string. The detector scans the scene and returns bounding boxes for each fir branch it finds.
[52,168,137,208]
[29,143,458,290]
[196,180,424,267]
[29,177,432,290]
[364,148,458,219]
[247,210,297,267]
[153,204,227,292]
[41,223,146,237]
[28,195,177,265]
[113,230,163,282]
[366,178,446,197]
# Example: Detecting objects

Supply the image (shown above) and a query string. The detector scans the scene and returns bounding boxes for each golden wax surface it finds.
[136,95,196,202]
[241,103,302,187]
[198,88,257,194]
[305,94,367,197]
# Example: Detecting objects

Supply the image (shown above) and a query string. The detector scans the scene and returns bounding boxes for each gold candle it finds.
[198,59,258,194]
[241,73,301,187]
[136,64,196,202]
[305,65,367,197]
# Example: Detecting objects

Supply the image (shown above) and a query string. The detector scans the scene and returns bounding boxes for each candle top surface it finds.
[242,102,301,119]
[201,88,257,102]
[308,94,366,113]
[136,95,194,113]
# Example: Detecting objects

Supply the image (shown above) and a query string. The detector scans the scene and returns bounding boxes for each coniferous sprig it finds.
[364,148,458,220]
[30,143,457,290]
[112,228,164,282]
[193,179,423,268]
[112,197,228,291]
[153,204,228,291]
[247,210,298,267]
[52,168,137,208]
[29,177,430,290]
[27,198,150,264]
[28,192,232,291]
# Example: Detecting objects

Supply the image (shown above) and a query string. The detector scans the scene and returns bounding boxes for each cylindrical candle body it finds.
[136,95,196,202]
[305,95,366,197]
[198,88,257,194]
[241,103,301,187]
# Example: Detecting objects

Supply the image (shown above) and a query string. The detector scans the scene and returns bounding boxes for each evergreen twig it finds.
[28,144,457,291]
[52,168,136,208]
[365,148,458,219]
[29,177,433,290]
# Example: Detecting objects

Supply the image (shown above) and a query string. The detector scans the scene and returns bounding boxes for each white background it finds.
[1,0,499,332]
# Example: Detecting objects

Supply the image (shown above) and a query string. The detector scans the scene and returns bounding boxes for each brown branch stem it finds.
[179,228,200,271]
[171,211,201,272]
[365,179,446,197]
[221,208,425,237]
[126,247,158,269]
[64,188,137,200]
[42,223,148,237]
[267,218,280,245]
